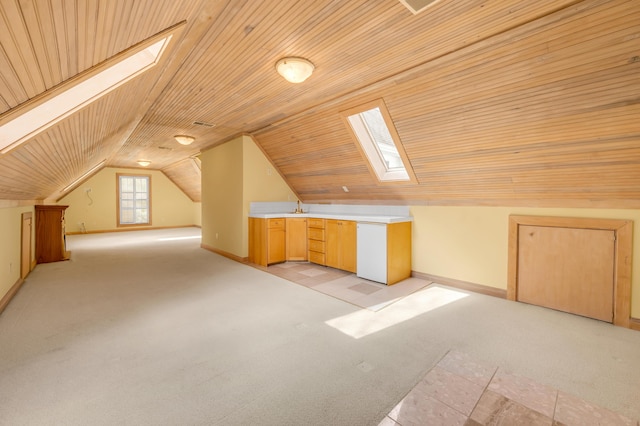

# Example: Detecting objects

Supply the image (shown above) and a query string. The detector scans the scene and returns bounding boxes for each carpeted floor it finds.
[0,227,639,425]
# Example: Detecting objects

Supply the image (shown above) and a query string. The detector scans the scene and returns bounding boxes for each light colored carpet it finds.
[0,227,639,425]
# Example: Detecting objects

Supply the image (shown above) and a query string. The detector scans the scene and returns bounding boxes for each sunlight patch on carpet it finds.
[325,286,468,339]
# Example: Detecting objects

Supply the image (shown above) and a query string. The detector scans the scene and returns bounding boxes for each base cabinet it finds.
[307,218,326,265]
[267,218,286,264]
[249,217,410,282]
[326,219,356,273]
[35,205,70,263]
[249,217,285,266]
[286,217,307,261]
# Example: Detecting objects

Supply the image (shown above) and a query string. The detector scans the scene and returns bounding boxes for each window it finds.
[342,100,416,183]
[0,29,176,155]
[117,174,151,226]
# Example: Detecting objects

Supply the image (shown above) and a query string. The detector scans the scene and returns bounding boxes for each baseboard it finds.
[630,318,640,332]
[66,225,199,235]
[201,244,248,263]
[0,277,24,315]
[412,271,507,299]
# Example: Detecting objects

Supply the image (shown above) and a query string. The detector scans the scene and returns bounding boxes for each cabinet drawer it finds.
[308,218,325,228]
[309,251,325,265]
[308,228,325,241]
[308,239,325,253]
[268,218,285,229]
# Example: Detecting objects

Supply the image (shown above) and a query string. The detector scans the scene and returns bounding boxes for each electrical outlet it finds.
[85,188,91,193]
[215,233,219,239]
[266,167,272,176]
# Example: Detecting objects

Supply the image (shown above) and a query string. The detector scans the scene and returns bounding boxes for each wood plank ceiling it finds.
[0,0,638,207]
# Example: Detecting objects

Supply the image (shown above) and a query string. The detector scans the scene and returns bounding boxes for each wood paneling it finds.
[254,0,640,207]
[0,0,637,208]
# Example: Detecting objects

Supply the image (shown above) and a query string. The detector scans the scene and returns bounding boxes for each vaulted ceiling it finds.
[0,0,638,207]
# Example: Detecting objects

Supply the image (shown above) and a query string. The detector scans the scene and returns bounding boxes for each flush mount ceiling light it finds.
[275,57,314,83]
[137,160,151,167]
[174,135,195,145]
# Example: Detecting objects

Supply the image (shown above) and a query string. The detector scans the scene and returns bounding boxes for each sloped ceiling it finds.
[0,0,638,207]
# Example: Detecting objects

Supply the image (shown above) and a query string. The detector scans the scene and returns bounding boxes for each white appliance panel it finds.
[356,222,387,284]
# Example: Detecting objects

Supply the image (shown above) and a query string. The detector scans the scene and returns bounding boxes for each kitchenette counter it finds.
[248,212,412,224]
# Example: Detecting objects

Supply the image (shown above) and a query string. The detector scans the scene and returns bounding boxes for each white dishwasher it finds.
[356,222,387,284]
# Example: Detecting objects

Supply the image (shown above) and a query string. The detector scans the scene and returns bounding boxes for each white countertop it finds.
[248,212,412,224]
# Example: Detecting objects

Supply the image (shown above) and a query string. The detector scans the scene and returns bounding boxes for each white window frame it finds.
[117,174,151,226]
[342,99,417,183]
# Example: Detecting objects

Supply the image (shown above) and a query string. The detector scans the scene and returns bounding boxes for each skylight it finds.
[0,35,172,154]
[343,100,416,183]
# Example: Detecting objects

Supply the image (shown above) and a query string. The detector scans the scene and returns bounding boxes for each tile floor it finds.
[257,261,429,311]
[379,350,639,426]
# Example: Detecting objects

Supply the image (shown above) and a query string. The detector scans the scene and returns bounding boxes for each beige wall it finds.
[0,205,34,302]
[193,202,202,228]
[201,135,296,257]
[410,205,640,318]
[201,137,244,255]
[60,167,197,233]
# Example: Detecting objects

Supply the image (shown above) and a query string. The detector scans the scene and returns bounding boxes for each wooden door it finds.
[517,225,615,322]
[286,218,307,261]
[21,213,32,279]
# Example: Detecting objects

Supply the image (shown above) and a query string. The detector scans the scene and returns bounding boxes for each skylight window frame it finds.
[341,99,417,184]
[0,22,184,155]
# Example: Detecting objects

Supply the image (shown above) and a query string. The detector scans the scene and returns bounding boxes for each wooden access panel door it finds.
[517,225,615,323]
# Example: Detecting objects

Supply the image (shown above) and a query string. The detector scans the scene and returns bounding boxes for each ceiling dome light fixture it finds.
[174,135,195,145]
[275,57,314,83]
[137,160,151,167]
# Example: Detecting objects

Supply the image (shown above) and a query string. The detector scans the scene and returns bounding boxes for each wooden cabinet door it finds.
[340,220,357,273]
[267,228,285,264]
[286,218,307,261]
[325,220,339,269]
[325,220,356,272]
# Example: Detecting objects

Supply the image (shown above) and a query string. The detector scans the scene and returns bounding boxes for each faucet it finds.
[295,200,303,213]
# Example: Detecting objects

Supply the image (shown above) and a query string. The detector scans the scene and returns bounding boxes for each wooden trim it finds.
[0,200,40,209]
[630,318,640,332]
[65,225,198,235]
[21,211,33,279]
[0,278,24,316]
[412,271,507,299]
[507,215,632,328]
[201,243,248,263]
